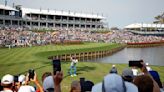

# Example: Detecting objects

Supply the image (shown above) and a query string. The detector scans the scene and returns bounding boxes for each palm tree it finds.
[154,13,164,24]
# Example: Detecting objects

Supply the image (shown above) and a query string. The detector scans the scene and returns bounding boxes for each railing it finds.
[130,30,164,35]
[0,15,22,20]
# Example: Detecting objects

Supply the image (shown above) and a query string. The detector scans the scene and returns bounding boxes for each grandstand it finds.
[125,23,164,36]
[0,4,106,30]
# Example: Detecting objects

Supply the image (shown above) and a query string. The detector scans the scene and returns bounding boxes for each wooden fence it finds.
[49,46,125,61]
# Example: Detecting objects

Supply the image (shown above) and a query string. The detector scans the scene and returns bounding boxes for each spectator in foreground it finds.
[133,75,154,92]
[18,72,43,92]
[18,75,26,86]
[1,74,14,92]
[70,77,94,92]
[109,64,117,74]
[149,70,163,89]
[43,75,54,92]
[42,72,52,82]
[133,62,160,92]
[42,71,63,92]
[122,68,134,82]
[146,62,152,71]
[91,73,138,92]
[70,80,81,92]
[81,80,94,92]
[0,80,3,91]
[53,71,63,92]
[131,67,138,76]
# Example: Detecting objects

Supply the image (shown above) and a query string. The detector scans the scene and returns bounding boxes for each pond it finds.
[90,46,164,66]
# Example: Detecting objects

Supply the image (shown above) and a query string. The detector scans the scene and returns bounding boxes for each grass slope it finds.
[0,43,163,91]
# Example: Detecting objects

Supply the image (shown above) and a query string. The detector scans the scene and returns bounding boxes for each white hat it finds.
[1,74,14,84]
[18,85,35,92]
[19,75,26,85]
[18,75,25,82]
[43,76,54,91]
[146,63,149,66]
[91,74,138,92]
[112,65,116,67]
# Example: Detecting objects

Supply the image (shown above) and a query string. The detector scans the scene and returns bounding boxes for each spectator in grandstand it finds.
[122,68,134,82]
[70,56,78,77]
[109,64,117,74]
[1,74,14,92]
[1,28,164,48]
[133,62,160,92]
[91,73,138,92]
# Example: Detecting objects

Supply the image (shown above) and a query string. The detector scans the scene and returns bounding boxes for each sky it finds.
[0,0,164,28]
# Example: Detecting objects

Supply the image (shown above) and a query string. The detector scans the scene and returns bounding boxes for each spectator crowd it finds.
[0,27,164,48]
[0,27,164,92]
[0,60,164,92]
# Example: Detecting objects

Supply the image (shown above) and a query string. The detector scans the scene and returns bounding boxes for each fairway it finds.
[0,43,122,77]
[0,43,164,91]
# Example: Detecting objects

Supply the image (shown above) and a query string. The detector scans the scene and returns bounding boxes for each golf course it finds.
[0,43,164,91]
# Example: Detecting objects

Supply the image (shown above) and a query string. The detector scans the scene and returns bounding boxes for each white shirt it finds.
[146,66,152,71]
[71,59,78,66]
[132,68,138,76]
[0,90,13,92]
[18,85,35,92]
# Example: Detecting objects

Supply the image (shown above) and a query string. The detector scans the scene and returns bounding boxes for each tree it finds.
[154,13,164,24]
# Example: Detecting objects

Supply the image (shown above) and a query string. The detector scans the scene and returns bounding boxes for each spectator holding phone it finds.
[41,71,63,92]
[1,74,14,92]
[133,62,160,92]
[53,71,63,92]
[70,56,78,77]
[18,71,44,92]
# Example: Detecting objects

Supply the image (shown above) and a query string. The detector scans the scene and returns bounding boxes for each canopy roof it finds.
[125,23,164,29]
[21,7,105,19]
[0,4,18,11]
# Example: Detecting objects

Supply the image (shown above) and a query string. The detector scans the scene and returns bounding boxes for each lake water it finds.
[90,46,164,66]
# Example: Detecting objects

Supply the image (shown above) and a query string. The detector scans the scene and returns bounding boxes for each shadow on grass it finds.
[0,61,40,67]
[17,63,51,75]
[77,66,96,72]
[63,65,96,79]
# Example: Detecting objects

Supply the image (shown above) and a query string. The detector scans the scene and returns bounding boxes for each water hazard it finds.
[90,46,164,66]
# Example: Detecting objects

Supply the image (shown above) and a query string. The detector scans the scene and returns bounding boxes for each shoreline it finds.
[48,44,126,61]
[48,41,164,61]
[127,41,164,48]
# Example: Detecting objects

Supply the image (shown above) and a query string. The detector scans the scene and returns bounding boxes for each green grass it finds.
[0,43,164,91]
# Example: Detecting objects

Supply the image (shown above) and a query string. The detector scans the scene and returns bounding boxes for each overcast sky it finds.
[0,0,164,28]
